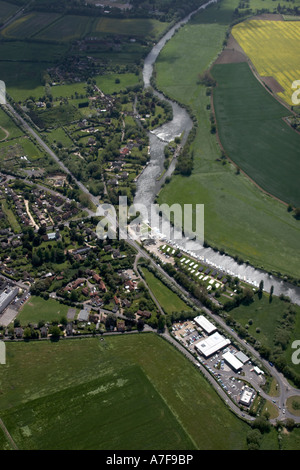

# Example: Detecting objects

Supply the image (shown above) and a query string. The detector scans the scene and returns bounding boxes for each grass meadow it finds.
[93,17,169,39]
[0,334,255,450]
[36,15,96,42]
[141,267,192,315]
[155,0,300,278]
[1,12,61,39]
[0,107,23,140]
[17,296,71,326]
[229,292,300,378]
[0,1,18,24]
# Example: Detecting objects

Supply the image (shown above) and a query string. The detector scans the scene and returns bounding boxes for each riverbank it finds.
[133,0,300,305]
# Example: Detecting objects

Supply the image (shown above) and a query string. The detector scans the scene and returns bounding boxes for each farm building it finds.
[195,332,231,358]
[194,315,217,335]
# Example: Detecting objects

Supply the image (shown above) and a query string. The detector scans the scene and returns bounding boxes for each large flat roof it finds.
[235,351,250,364]
[239,388,254,406]
[195,332,231,358]
[222,351,243,371]
[194,315,217,335]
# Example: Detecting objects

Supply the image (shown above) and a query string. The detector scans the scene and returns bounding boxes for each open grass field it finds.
[0,334,258,450]
[17,296,71,325]
[155,0,300,278]
[232,19,300,106]
[93,17,170,39]
[228,293,299,345]
[1,61,47,101]
[0,135,44,162]
[0,1,18,24]
[36,15,96,42]
[286,396,300,417]
[281,427,300,449]
[45,127,73,147]
[1,12,61,39]
[95,72,141,94]
[212,62,300,207]
[141,267,192,315]
[0,41,68,63]
[0,199,21,233]
[229,292,300,377]
[0,107,23,140]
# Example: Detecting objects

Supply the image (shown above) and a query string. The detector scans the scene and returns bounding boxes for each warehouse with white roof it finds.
[222,351,243,372]
[195,332,231,358]
[194,315,217,335]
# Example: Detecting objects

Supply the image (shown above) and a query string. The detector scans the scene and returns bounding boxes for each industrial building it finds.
[239,387,255,407]
[194,315,217,335]
[235,351,250,364]
[222,351,243,372]
[195,332,231,358]
[0,287,19,314]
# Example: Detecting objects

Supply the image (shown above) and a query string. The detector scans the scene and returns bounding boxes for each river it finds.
[134,0,300,305]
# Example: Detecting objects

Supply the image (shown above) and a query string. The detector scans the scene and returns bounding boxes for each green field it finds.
[95,73,141,94]
[0,334,256,450]
[94,17,169,39]
[281,427,300,450]
[0,0,18,24]
[1,199,21,233]
[18,296,71,325]
[0,41,68,63]
[36,15,96,42]
[1,62,47,101]
[229,292,300,378]
[1,12,61,39]
[212,62,300,207]
[155,0,300,279]
[141,267,192,315]
[0,108,23,140]
[227,293,298,349]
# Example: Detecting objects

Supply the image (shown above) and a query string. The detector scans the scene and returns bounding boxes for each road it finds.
[5,99,300,424]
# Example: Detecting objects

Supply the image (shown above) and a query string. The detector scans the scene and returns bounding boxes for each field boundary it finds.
[0,417,18,450]
[210,20,300,209]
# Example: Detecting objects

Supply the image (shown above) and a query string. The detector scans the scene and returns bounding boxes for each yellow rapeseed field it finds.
[232,20,300,106]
